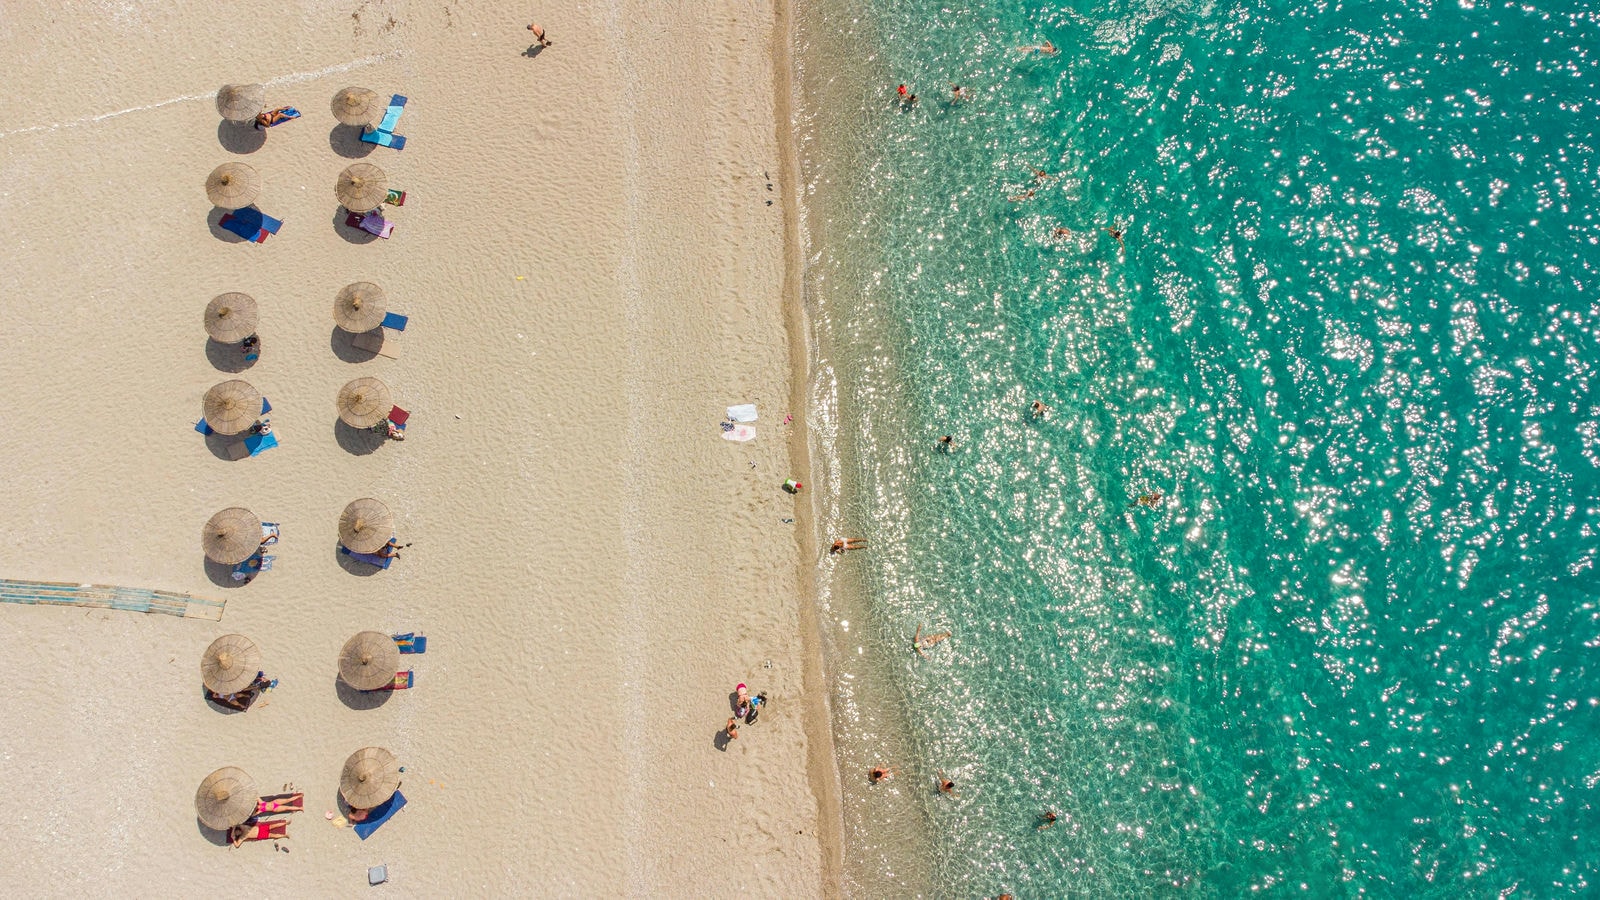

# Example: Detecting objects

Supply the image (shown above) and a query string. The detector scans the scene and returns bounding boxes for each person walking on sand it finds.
[526,22,552,47]
[869,766,897,784]
[830,538,869,554]
[725,718,740,741]
[914,623,951,657]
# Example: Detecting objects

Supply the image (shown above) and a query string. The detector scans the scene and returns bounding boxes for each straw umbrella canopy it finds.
[335,163,388,213]
[203,380,263,435]
[195,767,258,830]
[204,292,259,343]
[216,83,266,123]
[201,634,262,694]
[333,281,388,333]
[331,86,383,127]
[339,631,401,691]
[341,747,402,809]
[337,378,393,428]
[339,498,394,553]
[206,163,260,210]
[202,507,262,564]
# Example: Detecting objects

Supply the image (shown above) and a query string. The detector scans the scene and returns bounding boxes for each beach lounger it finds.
[219,208,284,242]
[244,431,278,457]
[352,328,401,359]
[218,213,268,243]
[384,189,406,206]
[353,790,407,840]
[359,129,407,150]
[340,545,394,569]
[381,312,408,332]
[344,211,395,239]
[393,633,427,654]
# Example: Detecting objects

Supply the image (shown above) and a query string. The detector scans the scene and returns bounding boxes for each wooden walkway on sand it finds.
[0,579,226,620]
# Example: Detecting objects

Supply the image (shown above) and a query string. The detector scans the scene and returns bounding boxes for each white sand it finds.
[0,1,836,894]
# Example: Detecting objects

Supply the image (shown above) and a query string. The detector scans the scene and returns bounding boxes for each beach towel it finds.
[381,671,414,691]
[387,406,410,429]
[360,129,407,150]
[393,633,427,654]
[727,404,758,423]
[353,790,407,840]
[244,431,278,457]
[345,211,395,238]
[217,213,268,243]
[385,189,407,206]
[260,523,280,545]
[232,553,273,581]
[722,424,756,442]
[381,312,409,332]
[340,545,394,569]
[195,419,214,436]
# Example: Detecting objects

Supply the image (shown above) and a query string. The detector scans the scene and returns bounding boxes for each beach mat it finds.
[722,424,756,442]
[353,790,407,840]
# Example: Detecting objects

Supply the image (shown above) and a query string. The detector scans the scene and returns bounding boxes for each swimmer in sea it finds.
[914,623,952,657]
[830,538,869,554]
[1135,492,1164,508]
[1107,221,1126,251]
[1038,810,1059,830]
[869,766,897,784]
[937,772,957,796]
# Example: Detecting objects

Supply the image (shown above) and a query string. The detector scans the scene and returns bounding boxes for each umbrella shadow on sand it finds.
[203,557,254,589]
[205,338,256,374]
[217,120,266,154]
[334,543,386,577]
[329,327,379,363]
[335,419,387,456]
[332,208,380,245]
[195,819,232,847]
[329,124,377,160]
[335,674,394,711]
[208,208,248,243]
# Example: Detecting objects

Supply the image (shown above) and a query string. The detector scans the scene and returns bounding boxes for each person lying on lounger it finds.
[256,793,304,815]
[253,107,301,130]
[229,818,289,846]
[376,537,411,559]
[206,671,271,710]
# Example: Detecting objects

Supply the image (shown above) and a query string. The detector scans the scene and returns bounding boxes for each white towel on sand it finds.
[726,404,758,423]
[722,424,756,442]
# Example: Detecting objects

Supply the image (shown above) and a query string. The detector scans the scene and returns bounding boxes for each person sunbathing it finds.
[256,793,304,815]
[346,806,371,823]
[253,107,300,130]
[229,818,289,847]
[207,671,270,710]
[375,537,410,559]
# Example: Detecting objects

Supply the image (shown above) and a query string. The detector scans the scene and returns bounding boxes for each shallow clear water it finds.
[794,0,1600,895]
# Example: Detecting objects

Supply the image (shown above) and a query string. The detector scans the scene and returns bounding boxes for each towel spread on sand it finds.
[722,424,756,442]
[726,404,758,422]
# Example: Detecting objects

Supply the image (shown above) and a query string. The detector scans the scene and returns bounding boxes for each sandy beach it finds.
[0,1,834,895]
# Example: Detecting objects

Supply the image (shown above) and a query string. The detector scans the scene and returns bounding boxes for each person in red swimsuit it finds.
[229,818,289,847]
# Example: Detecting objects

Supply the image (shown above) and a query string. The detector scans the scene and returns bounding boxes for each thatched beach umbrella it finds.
[335,163,388,214]
[341,747,401,809]
[339,631,401,691]
[202,507,262,565]
[216,83,266,123]
[206,163,260,210]
[201,634,262,694]
[332,281,388,333]
[195,766,258,830]
[339,498,393,553]
[204,292,259,343]
[203,380,263,436]
[331,86,383,127]
[337,378,393,429]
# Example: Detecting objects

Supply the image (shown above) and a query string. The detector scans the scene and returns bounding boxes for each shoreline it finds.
[772,0,849,892]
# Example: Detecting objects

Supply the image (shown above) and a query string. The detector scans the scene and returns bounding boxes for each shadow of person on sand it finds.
[522,44,546,59]
[217,120,266,154]
[713,726,734,752]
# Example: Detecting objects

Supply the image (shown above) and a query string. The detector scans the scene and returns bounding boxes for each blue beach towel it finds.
[244,431,278,456]
[360,129,406,150]
[353,790,407,840]
[393,633,427,654]
[195,419,214,436]
[381,312,408,332]
[217,214,267,243]
[340,545,394,569]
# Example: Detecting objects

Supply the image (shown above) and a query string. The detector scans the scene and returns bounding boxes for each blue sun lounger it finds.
[360,95,408,150]
[340,545,394,569]
[244,431,278,456]
[381,312,408,332]
[218,208,284,243]
[393,633,427,654]
[353,790,407,840]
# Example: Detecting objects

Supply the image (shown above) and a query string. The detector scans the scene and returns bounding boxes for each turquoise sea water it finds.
[793,0,1600,895]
